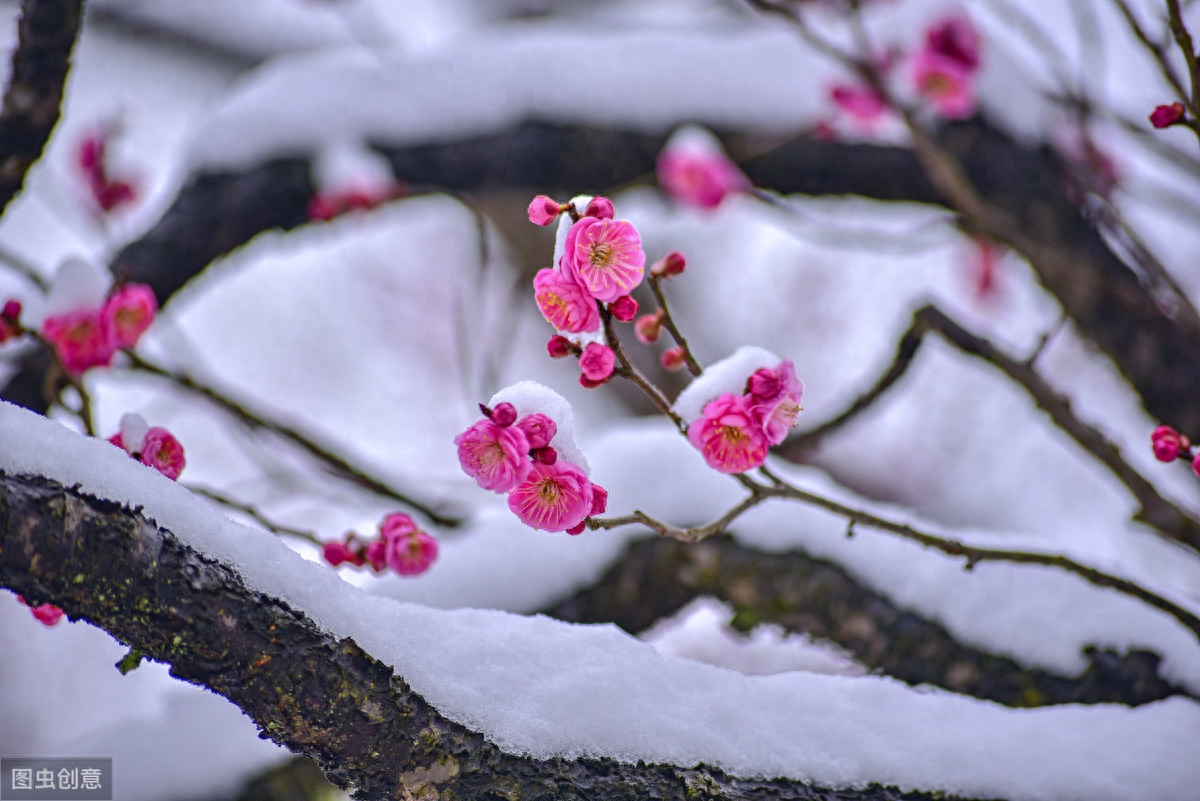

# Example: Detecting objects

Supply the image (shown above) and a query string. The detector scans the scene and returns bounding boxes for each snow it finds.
[672,345,782,423]
[3,401,1200,800]
[489,381,590,474]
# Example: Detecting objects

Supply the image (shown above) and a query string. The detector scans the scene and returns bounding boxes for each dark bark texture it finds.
[543,534,1188,708]
[0,470,988,801]
[0,0,83,217]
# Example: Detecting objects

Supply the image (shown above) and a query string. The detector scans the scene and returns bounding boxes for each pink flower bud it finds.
[747,367,782,400]
[30,603,64,626]
[363,538,388,572]
[547,335,576,359]
[584,197,615,220]
[42,308,114,376]
[579,374,607,389]
[661,346,687,372]
[322,541,356,567]
[532,446,558,465]
[528,195,563,226]
[2,299,19,319]
[635,312,664,344]
[589,484,608,516]
[455,418,533,493]
[1150,103,1186,129]
[490,402,518,427]
[517,413,557,449]
[1152,425,1179,443]
[609,294,638,322]
[580,343,616,383]
[650,252,686,279]
[1154,434,1182,462]
[1193,453,1200,481]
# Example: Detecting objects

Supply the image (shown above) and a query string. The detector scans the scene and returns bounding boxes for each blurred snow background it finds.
[1,0,1199,798]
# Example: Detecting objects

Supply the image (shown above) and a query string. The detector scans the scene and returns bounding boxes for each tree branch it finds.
[0,0,83,218]
[0,470,977,801]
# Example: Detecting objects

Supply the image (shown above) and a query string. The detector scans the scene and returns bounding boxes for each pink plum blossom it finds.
[371,512,438,576]
[925,14,981,72]
[687,393,770,474]
[507,460,594,532]
[829,84,887,124]
[911,50,976,119]
[579,343,615,384]
[140,428,186,480]
[103,283,157,349]
[746,360,804,445]
[455,418,533,493]
[77,128,138,214]
[661,346,687,372]
[561,217,646,303]
[534,268,600,334]
[1192,454,1200,481]
[487,402,518,427]
[517,413,557,450]
[1152,426,1185,462]
[42,308,114,375]
[546,335,576,358]
[322,540,364,568]
[650,251,686,278]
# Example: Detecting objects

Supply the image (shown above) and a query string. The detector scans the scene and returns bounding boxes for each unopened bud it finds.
[1,299,20,320]
[635,311,664,344]
[527,195,562,226]
[490,402,518,427]
[584,196,615,220]
[1150,102,1187,129]
[609,294,638,322]
[651,251,687,278]
[532,445,558,465]
[661,346,687,372]
[547,335,575,359]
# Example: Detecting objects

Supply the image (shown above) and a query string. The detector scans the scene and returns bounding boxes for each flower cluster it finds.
[322,512,438,576]
[42,283,157,376]
[911,13,981,119]
[1151,425,1200,479]
[455,394,607,534]
[77,126,137,214]
[108,413,186,480]
[684,357,804,474]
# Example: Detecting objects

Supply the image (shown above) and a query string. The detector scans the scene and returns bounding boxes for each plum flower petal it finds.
[517,413,557,450]
[527,195,562,226]
[579,343,615,383]
[561,218,646,303]
[687,393,769,474]
[455,419,533,493]
[657,126,749,210]
[507,460,594,532]
[925,14,981,72]
[377,512,438,576]
[534,268,600,334]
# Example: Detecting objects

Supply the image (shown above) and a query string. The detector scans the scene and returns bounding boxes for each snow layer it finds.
[672,345,782,423]
[3,401,1199,800]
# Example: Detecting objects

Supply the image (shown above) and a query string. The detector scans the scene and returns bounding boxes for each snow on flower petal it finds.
[455,418,533,493]
[507,460,594,532]
[561,217,646,303]
[103,283,157,350]
[533,268,600,334]
[687,393,770,474]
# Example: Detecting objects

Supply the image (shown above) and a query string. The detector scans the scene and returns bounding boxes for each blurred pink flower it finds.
[455,418,533,493]
[561,217,646,303]
[534,268,601,334]
[140,428,186,480]
[657,147,749,210]
[912,50,976,119]
[77,128,138,214]
[373,512,438,576]
[635,311,664,344]
[507,460,594,532]
[687,393,770,474]
[1150,102,1187,129]
[42,308,114,375]
[102,283,157,349]
[527,195,562,226]
[925,14,981,72]
[608,294,638,322]
[829,84,887,123]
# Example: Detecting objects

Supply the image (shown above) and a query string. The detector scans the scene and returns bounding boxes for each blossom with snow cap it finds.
[108,412,186,480]
[745,360,804,446]
[657,125,750,210]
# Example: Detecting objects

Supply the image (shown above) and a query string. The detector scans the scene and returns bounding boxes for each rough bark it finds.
[0,0,83,217]
[543,534,1189,709]
[0,470,982,801]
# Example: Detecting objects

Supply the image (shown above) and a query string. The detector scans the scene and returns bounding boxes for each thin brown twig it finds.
[646,275,702,377]
[1110,0,1192,105]
[124,353,461,527]
[601,307,686,431]
[186,484,324,546]
[588,490,765,543]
